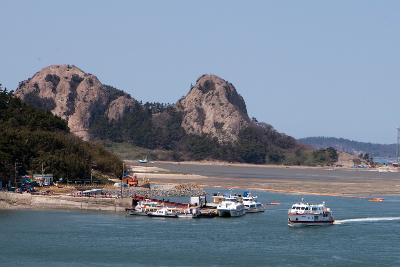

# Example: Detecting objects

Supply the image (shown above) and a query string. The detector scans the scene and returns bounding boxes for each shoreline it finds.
[2,160,399,212]
[150,160,342,170]
[0,192,132,212]
[132,161,400,197]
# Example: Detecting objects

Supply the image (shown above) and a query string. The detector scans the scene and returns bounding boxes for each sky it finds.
[1,1,400,144]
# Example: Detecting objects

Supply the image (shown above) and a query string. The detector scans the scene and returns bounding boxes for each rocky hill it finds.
[14,64,336,165]
[16,66,251,144]
[15,65,136,141]
[177,74,249,143]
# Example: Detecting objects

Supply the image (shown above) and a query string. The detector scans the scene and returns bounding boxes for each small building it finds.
[33,174,53,186]
[190,196,206,207]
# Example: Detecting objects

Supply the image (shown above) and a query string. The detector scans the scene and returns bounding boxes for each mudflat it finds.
[130,161,400,197]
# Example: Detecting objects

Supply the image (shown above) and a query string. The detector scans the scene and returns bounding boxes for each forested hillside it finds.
[299,137,396,158]
[0,85,122,184]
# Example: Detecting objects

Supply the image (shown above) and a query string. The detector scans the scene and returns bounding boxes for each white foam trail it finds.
[334,217,400,224]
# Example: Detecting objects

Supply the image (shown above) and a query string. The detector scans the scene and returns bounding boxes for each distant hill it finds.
[299,137,396,158]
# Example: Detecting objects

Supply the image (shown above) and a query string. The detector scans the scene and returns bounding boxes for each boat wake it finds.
[334,217,400,224]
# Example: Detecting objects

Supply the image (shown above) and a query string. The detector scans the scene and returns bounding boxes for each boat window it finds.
[312,207,317,211]
[301,207,305,210]
[305,207,309,210]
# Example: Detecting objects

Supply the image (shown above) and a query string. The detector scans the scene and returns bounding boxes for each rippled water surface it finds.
[1,191,399,266]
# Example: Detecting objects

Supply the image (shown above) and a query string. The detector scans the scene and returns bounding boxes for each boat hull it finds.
[245,207,265,213]
[288,220,334,227]
[218,209,246,217]
[127,210,148,216]
[147,214,178,218]
[288,214,334,227]
[177,214,194,219]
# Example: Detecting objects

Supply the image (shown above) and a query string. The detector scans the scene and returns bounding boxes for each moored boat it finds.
[242,192,265,213]
[127,199,160,216]
[217,195,246,217]
[288,199,334,227]
[177,213,194,218]
[147,207,178,218]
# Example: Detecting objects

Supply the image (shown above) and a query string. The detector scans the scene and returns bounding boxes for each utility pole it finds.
[397,128,400,164]
[14,161,17,189]
[120,162,124,198]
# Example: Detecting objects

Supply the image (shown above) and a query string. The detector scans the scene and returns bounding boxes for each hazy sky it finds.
[1,1,399,144]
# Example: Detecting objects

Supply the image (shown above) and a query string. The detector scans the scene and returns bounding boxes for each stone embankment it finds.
[0,184,205,211]
[0,191,132,212]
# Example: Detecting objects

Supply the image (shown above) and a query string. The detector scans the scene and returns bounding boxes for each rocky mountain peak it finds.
[177,74,250,143]
[15,64,135,140]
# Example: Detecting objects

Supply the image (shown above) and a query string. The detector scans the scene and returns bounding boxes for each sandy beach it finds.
[129,161,400,197]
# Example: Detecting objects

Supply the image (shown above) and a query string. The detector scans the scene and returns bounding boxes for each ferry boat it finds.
[217,195,246,217]
[288,199,334,227]
[242,192,265,213]
[147,207,178,218]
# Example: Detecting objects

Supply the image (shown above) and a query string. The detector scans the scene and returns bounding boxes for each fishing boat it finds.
[147,207,178,218]
[288,199,334,227]
[242,192,265,213]
[217,195,246,217]
[127,199,160,216]
[368,197,384,202]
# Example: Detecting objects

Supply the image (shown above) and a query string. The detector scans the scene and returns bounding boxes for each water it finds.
[1,191,399,267]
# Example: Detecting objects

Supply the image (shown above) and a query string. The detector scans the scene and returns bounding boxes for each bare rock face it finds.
[177,74,250,143]
[106,95,135,122]
[15,65,135,140]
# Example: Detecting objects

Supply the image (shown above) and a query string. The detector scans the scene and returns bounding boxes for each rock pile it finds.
[104,183,205,198]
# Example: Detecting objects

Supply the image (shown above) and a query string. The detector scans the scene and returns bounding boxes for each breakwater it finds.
[0,192,132,212]
[0,183,205,212]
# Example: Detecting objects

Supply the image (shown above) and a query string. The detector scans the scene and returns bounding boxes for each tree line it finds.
[0,86,122,185]
[89,100,338,165]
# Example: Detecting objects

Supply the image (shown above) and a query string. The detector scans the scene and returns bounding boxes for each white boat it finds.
[177,207,200,219]
[242,192,265,213]
[217,195,246,217]
[138,155,148,164]
[288,199,334,227]
[128,199,160,216]
[177,213,194,219]
[147,207,178,218]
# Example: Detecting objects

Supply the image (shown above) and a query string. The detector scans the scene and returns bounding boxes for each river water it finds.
[1,190,399,266]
